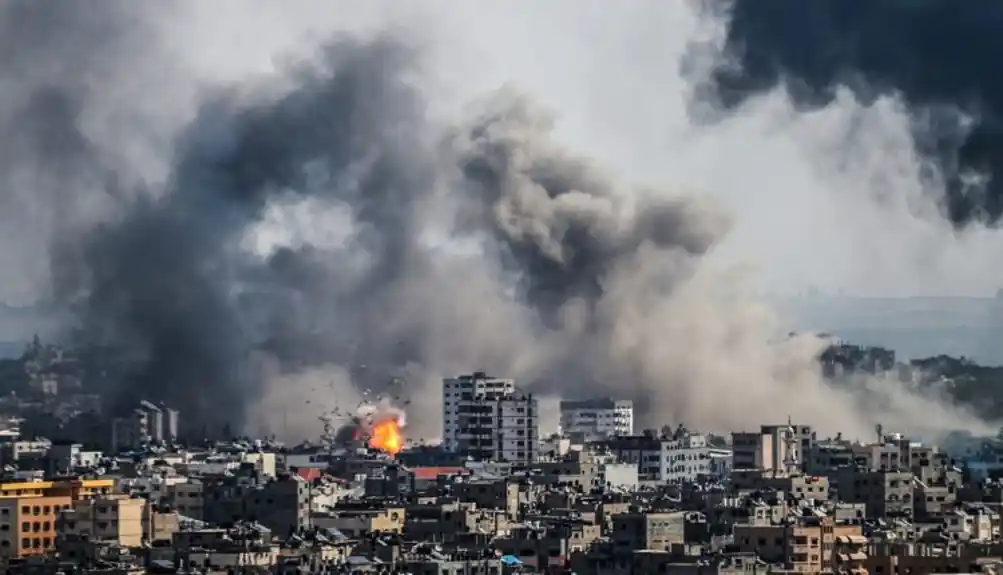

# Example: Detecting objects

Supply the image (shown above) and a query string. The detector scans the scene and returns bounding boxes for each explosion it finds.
[368,416,404,456]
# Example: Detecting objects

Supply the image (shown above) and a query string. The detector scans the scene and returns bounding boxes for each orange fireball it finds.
[368,417,403,456]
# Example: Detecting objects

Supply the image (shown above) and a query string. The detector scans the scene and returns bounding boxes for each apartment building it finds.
[734,516,862,573]
[558,398,633,439]
[732,423,815,473]
[595,430,729,485]
[0,495,71,558]
[166,480,204,520]
[112,401,181,451]
[59,494,146,547]
[835,468,914,519]
[312,505,405,537]
[442,372,539,463]
[611,511,686,553]
[202,474,311,536]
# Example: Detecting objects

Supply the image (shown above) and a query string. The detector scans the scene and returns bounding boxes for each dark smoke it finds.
[713,0,1003,225]
[54,37,435,430]
[3,1,993,441]
[0,0,157,304]
[455,92,727,324]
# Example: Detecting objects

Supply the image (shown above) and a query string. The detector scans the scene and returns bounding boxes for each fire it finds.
[368,417,404,456]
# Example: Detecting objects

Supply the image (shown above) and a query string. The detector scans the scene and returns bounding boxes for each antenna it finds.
[875,424,883,443]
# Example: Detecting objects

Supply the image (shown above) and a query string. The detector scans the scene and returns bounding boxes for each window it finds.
[20,538,28,548]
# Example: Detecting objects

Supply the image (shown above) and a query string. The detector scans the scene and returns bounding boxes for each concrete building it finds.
[138,401,164,444]
[732,422,815,474]
[111,409,149,452]
[595,429,729,485]
[558,398,633,439]
[202,474,311,536]
[47,443,103,476]
[835,468,913,519]
[164,407,180,442]
[313,505,405,537]
[166,479,204,520]
[111,401,181,451]
[611,511,686,553]
[442,372,539,463]
[59,494,146,547]
[734,516,863,573]
[0,495,71,558]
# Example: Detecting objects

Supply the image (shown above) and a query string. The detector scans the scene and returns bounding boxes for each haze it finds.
[1,0,1001,443]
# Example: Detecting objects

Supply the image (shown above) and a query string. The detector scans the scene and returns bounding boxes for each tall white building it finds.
[559,398,633,439]
[442,372,539,463]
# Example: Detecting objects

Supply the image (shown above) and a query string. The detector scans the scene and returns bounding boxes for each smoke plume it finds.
[716,0,1003,226]
[1,1,1000,442]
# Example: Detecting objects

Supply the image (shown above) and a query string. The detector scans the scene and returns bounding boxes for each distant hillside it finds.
[777,296,1003,365]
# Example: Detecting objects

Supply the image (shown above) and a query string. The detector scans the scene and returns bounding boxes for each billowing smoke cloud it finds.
[716,0,1003,226]
[1,1,1000,442]
[0,0,166,306]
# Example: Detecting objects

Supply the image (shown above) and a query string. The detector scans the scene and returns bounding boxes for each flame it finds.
[368,417,403,456]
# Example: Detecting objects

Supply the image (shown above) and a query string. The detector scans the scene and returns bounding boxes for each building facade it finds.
[731,423,815,473]
[558,398,633,439]
[442,373,539,463]
[594,430,730,485]
[112,401,181,451]
[60,494,146,547]
[0,495,71,558]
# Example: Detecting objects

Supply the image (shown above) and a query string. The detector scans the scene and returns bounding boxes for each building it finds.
[112,401,181,451]
[0,495,71,558]
[164,407,180,442]
[59,494,146,546]
[732,422,815,473]
[835,468,913,519]
[111,409,149,452]
[594,429,730,485]
[202,474,312,536]
[138,401,164,444]
[611,511,686,553]
[313,505,405,537]
[558,398,633,439]
[442,372,539,463]
[734,516,863,573]
[46,443,103,476]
